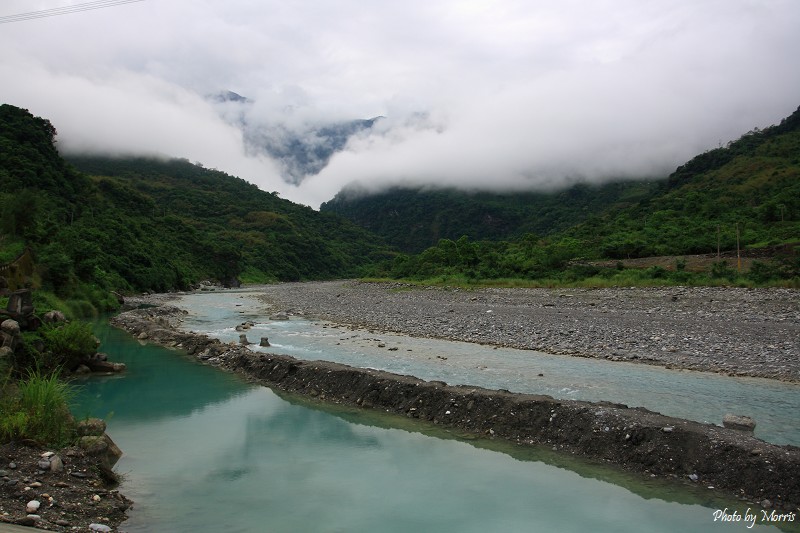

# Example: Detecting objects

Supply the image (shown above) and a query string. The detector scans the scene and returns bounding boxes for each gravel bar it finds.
[255,281,800,382]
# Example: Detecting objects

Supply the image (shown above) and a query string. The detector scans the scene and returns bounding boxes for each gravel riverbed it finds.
[255,281,800,382]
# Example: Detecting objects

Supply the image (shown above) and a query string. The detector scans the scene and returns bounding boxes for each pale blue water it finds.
[176,289,800,446]
[69,293,797,532]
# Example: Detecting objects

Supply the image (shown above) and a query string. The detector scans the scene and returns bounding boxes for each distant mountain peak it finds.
[206,90,381,185]
[208,90,250,104]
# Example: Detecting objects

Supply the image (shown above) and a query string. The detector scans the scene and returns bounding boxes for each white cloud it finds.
[1,0,798,208]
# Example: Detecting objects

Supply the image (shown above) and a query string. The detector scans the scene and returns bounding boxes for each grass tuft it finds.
[0,368,76,446]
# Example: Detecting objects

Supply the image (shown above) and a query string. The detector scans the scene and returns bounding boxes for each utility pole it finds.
[736,223,741,272]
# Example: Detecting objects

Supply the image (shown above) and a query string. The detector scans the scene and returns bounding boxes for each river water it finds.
[71,290,797,532]
[175,290,800,447]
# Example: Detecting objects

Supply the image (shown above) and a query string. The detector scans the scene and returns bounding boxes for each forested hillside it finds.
[362,106,800,285]
[565,106,800,259]
[323,107,799,261]
[321,181,659,253]
[0,104,389,312]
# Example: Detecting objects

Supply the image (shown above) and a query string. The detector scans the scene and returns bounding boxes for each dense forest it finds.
[322,180,660,253]
[0,104,389,314]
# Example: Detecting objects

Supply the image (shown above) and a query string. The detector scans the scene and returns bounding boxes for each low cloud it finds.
[1,0,798,208]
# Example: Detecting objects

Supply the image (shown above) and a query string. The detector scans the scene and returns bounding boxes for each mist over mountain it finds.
[324,105,800,265]
[209,91,380,185]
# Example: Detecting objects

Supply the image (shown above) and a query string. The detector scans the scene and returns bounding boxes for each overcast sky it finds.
[1,0,799,208]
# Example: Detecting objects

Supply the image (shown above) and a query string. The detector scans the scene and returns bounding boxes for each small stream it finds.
[70,291,798,532]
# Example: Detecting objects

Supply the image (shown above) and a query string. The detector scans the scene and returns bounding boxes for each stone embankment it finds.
[112,304,800,512]
[256,281,800,382]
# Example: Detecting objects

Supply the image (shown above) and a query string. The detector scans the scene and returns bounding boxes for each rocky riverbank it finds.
[0,433,130,531]
[111,300,800,513]
[254,281,800,382]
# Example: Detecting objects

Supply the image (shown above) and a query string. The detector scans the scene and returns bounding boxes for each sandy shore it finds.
[254,281,800,382]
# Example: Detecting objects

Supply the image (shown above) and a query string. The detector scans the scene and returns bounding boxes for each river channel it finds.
[71,290,797,532]
[175,290,800,447]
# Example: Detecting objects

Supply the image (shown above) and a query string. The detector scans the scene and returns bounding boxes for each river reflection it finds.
[71,319,795,532]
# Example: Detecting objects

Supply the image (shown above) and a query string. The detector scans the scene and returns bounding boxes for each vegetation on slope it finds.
[322,180,659,254]
[0,104,390,315]
[363,106,800,286]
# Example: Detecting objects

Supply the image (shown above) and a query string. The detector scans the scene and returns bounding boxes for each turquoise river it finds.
[72,289,799,532]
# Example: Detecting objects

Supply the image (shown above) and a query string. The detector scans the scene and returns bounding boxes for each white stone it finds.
[26,500,40,513]
[89,524,112,532]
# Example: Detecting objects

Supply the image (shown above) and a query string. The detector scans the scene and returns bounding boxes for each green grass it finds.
[0,369,76,446]
[366,266,800,290]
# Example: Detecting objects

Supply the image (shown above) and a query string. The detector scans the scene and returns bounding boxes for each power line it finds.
[0,0,145,25]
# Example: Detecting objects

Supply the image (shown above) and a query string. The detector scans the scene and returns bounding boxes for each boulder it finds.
[85,360,118,373]
[6,290,34,316]
[1,319,20,337]
[78,434,123,468]
[260,336,271,347]
[42,310,67,324]
[0,346,13,360]
[49,454,64,473]
[77,418,107,437]
[723,414,756,432]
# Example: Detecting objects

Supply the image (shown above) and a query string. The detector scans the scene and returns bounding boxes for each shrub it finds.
[710,261,737,281]
[747,261,779,284]
[41,321,97,370]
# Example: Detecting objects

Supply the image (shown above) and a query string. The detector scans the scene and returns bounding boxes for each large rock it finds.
[78,434,123,468]
[1,319,20,337]
[77,418,107,437]
[1,320,20,352]
[0,346,13,360]
[85,359,125,373]
[723,414,756,432]
[5,289,34,316]
[42,310,67,324]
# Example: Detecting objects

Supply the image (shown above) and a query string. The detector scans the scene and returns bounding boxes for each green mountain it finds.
[566,106,800,259]
[323,106,799,261]
[321,180,660,253]
[0,104,389,306]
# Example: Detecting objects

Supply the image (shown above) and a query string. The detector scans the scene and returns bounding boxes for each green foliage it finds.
[354,104,800,285]
[0,239,25,264]
[322,180,660,253]
[41,321,97,371]
[0,104,389,298]
[747,260,780,283]
[3,101,798,293]
[710,261,737,281]
[0,369,75,446]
